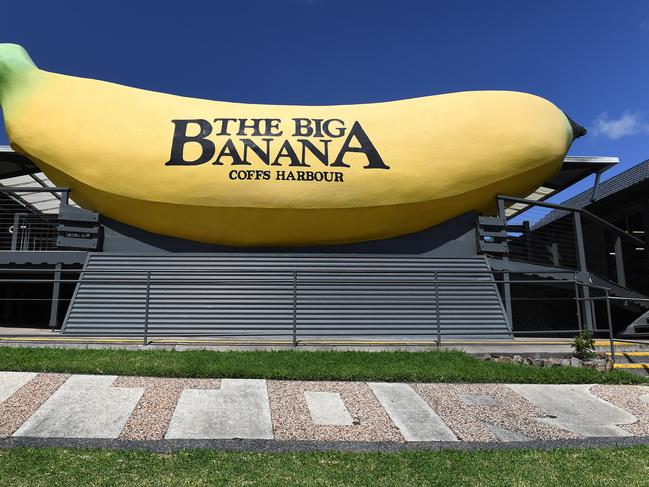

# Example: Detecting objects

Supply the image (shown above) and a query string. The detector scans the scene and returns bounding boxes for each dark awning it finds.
[544,156,618,191]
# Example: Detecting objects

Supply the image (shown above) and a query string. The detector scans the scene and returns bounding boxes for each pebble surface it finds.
[591,385,649,436]
[0,372,646,443]
[113,377,221,440]
[0,373,69,437]
[268,380,403,442]
[412,383,578,442]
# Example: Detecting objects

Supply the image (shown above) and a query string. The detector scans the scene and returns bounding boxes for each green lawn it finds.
[1,446,648,486]
[0,347,645,384]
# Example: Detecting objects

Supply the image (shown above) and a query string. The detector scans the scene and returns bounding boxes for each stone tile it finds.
[13,375,143,439]
[166,379,273,439]
[0,372,36,403]
[508,384,636,437]
[591,385,649,436]
[268,381,402,442]
[480,421,531,441]
[458,394,500,406]
[0,374,68,438]
[412,383,576,442]
[304,391,353,426]
[113,377,221,440]
[368,383,457,441]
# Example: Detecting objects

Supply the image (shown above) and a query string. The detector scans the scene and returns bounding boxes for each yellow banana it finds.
[0,43,581,246]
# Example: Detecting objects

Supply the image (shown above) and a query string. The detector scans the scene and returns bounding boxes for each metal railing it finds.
[483,195,649,333]
[493,195,645,287]
[581,290,649,365]
[0,187,70,251]
[0,267,632,346]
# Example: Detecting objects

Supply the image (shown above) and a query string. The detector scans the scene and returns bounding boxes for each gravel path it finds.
[268,380,403,442]
[412,383,578,442]
[1,372,646,444]
[0,373,69,437]
[113,377,221,440]
[591,385,649,436]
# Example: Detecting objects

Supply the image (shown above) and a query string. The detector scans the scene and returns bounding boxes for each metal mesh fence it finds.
[0,191,60,251]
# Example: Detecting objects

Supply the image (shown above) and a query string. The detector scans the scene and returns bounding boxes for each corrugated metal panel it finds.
[62,253,511,339]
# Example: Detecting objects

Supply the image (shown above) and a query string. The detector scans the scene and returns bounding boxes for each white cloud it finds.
[591,111,649,140]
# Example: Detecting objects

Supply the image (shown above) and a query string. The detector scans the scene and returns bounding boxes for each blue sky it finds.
[1,0,648,201]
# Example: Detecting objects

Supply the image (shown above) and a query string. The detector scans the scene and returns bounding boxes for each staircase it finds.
[61,253,511,340]
[600,342,649,376]
[622,310,649,337]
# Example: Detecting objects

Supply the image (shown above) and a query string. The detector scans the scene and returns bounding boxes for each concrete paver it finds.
[0,372,36,403]
[590,385,649,437]
[166,379,273,439]
[508,384,636,437]
[304,391,353,426]
[1,372,647,445]
[458,394,500,406]
[412,383,575,442]
[369,383,458,441]
[480,421,531,441]
[14,375,143,438]
[268,380,402,442]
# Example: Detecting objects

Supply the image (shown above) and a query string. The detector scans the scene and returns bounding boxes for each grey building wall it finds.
[101,211,479,257]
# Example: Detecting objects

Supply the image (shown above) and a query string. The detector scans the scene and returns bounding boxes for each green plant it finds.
[572,330,596,360]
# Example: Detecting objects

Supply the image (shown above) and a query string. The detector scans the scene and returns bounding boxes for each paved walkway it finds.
[2,372,649,449]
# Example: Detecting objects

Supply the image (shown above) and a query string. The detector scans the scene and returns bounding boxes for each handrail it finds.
[0,187,70,193]
[0,268,582,274]
[0,277,606,286]
[497,194,644,245]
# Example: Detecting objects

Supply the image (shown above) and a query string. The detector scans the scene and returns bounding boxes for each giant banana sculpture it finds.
[0,43,583,246]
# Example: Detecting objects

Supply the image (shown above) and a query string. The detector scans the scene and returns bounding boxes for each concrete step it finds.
[609,351,649,375]
[606,351,649,358]
[595,341,649,353]
[612,363,649,376]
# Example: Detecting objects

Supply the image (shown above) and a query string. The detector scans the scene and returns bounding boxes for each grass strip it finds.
[1,446,648,486]
[0,347,645,384]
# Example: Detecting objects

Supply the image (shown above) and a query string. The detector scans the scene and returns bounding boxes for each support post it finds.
[10,213,20,251]
[435,272,441,347]
[614,235,626,287]
[606,290,615,364]
[523,220,532,263]
[590,170,603,203]
[143,271,150,346]
[549,243,560,267]
[574,276,582,332]
[292,271,298,347]
[573,212,594,332]
[497,198,513,328]
[48,263,62,329]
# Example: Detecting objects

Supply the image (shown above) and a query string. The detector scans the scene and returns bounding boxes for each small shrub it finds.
[572,330,596,360]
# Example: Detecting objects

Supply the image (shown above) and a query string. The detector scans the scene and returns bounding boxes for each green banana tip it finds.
[0,43,36,103]
[564,113,587,141]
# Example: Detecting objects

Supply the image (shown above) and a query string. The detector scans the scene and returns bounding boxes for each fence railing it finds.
[0,267,633,346]
[0,187,70,251]
[491,195,645,288]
